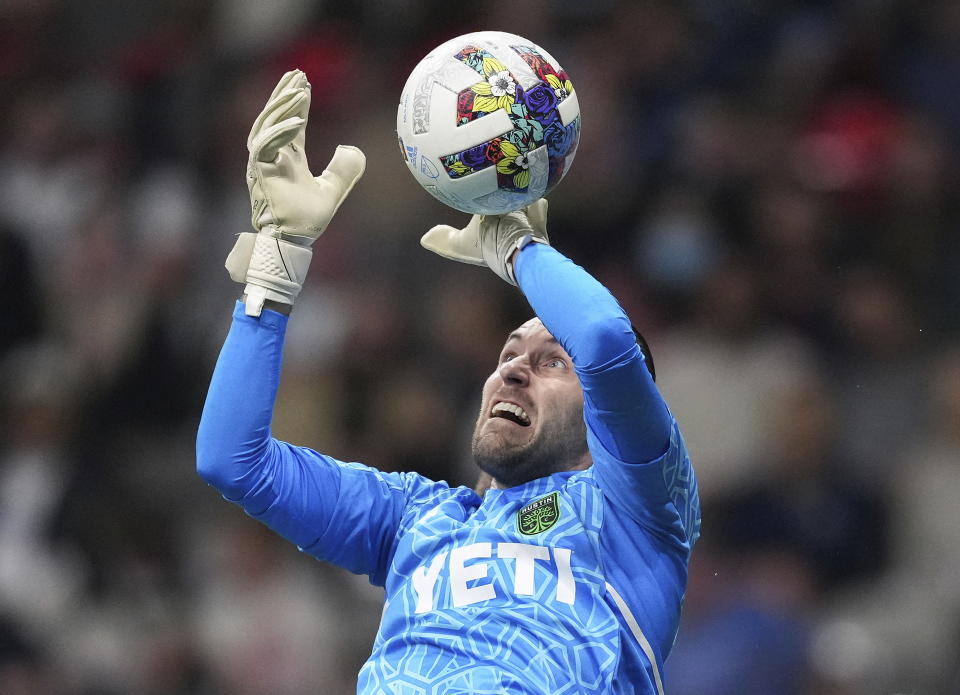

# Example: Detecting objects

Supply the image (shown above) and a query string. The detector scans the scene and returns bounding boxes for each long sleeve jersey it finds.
[197,243,700,694]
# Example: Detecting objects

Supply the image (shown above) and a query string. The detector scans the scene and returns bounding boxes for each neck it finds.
[487,452,593,492]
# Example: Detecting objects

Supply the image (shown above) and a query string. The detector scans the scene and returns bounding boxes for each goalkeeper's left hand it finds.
[419,199,550,285]
[225,69,366,316]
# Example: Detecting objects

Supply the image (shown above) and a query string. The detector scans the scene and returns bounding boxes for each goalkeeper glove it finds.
[419,198,550,285]
[225,69,366,316]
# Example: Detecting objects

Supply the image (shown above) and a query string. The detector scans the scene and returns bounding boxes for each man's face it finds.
[471,318,589,488]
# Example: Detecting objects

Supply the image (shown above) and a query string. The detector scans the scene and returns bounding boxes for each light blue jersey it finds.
[198,244,700,694]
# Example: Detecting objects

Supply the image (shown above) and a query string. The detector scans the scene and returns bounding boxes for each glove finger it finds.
[251,116,304,163]
[420,220,486,265]
[524,198,549,241]
[248,88,309,149]
[266,69,305,105]
[247,71,309,145]
[290,83,313,150]
[247,69,306,146]
[314,145,366,207]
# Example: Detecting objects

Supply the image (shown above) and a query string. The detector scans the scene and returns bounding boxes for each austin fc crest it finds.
[517,493,560,535]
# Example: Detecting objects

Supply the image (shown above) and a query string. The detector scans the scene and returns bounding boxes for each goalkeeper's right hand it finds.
[225,69,366,316]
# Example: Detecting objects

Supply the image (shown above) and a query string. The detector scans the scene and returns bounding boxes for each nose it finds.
[499,355,530,386]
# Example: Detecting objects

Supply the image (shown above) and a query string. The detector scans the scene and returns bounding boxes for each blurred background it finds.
[1,0,958,693]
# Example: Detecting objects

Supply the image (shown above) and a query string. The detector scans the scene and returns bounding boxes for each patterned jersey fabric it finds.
[353,417,698,694]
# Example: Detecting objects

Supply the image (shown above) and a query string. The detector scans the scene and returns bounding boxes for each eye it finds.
[500,352,517,364]
[544,358,567,369]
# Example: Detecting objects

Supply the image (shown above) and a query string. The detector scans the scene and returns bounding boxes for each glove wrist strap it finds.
[240,233,313,316]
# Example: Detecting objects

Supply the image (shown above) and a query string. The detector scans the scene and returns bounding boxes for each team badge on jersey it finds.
[517,492,560,535]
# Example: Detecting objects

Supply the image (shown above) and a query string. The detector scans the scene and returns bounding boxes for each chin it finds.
[472,438,552,489]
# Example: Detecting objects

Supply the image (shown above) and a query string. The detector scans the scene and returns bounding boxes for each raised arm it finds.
[196,70,426,584]
[513,242,671,464]
[196,302,427,584]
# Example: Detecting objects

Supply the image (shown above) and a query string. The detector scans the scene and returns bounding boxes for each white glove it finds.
[225,69,366,316]
[419,199,550,285]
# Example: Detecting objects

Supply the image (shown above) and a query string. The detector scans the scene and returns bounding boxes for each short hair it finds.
[632,325,656,381]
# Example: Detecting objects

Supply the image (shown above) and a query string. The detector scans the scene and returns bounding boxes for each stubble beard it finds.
[471,404,588,488]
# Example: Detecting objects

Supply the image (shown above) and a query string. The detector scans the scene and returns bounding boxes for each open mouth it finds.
[490,401,531,427]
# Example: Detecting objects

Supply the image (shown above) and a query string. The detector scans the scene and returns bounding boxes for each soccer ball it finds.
[397,31,580,215]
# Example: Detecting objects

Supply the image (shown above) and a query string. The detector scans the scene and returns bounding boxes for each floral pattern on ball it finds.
[440,44,578,194]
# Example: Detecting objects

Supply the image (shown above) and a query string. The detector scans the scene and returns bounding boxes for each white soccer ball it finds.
[397,31,581,215]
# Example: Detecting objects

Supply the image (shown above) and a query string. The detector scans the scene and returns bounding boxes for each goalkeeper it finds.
[197,70,700,695]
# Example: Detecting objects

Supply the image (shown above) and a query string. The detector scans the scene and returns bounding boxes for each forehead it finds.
[502,318,559,348]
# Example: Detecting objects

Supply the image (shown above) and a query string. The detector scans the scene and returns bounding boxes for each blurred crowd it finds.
[1,0,959,693]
